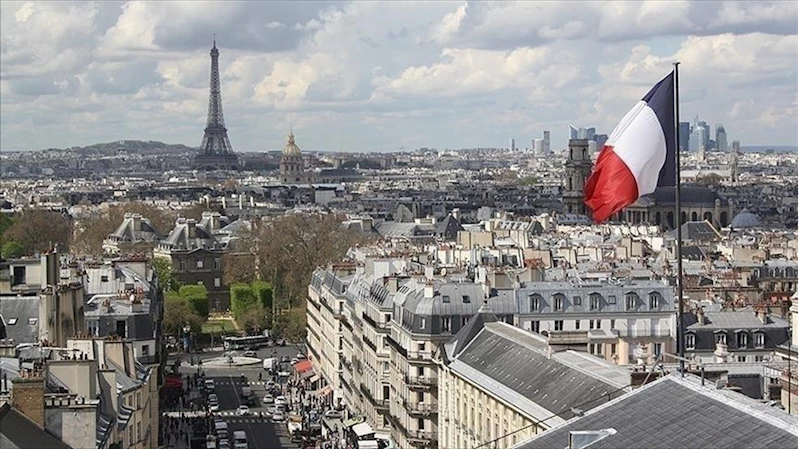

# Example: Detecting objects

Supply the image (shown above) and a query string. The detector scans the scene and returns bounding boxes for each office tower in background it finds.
[716,124,728,153]
[689,126,706,152]
[543,130,550,154]
[533,139,544,156]
[679,122,691,151]
[595,134,608,149]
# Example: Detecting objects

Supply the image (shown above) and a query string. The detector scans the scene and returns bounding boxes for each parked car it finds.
[296,353,307,360]
[236,405,250,416]
[272,411,286,422]
[290,358,299,365]
[274,395,287,406]
[324,410,342,419]
[209,402,220,412]
[266,380,276,389]
[243,350,256,358]
[262,394,274,404]
[281,355,290,363]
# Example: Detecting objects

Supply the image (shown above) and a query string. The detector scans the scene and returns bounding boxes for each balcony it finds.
[405,375,437,389]
[360,384,389,411]
[407,430,436,444]
[615,328,672,338]
[403,400,437,417]
[362,313,390,332]
[407,351,434,364]
[387,336,408,358]
[547,330,589,345]
[363,336,377,352]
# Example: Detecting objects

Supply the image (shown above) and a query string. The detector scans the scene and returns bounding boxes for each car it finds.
[243,350,256,358]
[262,394,274,404]
[209,402,220,412]
[324,410,342,419]
[266,380,276,389]
[208,393,219,402]
[236,405,250,416]
[290,358,299,365]
[205,379,215,391]
[281,355,290,363]
[296,353,307,360]
[274,395,287,406]
[276,338,286,346]
[218,441,231,449]
[272,411,286,422]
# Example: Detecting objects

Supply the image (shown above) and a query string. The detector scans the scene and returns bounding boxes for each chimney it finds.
[385,277,399,294]
[186,219,197,239]
[714,342,729,363]
[452,208,461,221]
[424,282,435,299]
[11,371,46,428]
[696,307,705,325]
[756,307,769,324]
[221,197,227,209]
[131,213,142,232]
[250,196,255,207]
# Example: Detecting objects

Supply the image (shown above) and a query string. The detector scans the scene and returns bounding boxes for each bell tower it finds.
[562,139,594,215]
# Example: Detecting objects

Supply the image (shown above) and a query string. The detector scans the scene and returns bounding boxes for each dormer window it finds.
[529,294,542,312]
[573,296,582,306]
[736,332,748,348]
[553,294,564,311]
[101,275,109,282]
[462,295,470,304]
[607,295,617,305]
[589,294,602,311]
[685,333,696,350]
[442,295,450,303]
[715,332,727,345]
[625,293,637,310]
[648,293,660,309]
[754,332,765,348]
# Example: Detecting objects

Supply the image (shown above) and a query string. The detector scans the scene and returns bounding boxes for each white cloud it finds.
[0,0,796,152]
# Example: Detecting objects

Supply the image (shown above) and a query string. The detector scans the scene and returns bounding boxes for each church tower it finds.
[562,139,594,215]
[280,131,304,183]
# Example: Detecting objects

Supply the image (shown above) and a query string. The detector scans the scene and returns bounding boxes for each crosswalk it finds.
[213,380,271,386]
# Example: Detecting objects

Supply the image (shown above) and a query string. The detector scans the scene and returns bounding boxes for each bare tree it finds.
[3,209,72,255]
[72,202,176,256]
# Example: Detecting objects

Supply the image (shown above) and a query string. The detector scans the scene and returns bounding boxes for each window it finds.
[573,296,582,306]
[653,343,662,357]
[610,319,616,329]
[462,295,470,303]
[442,317,451,332]
[420,318,426,329]
[7,318,17,325]
[214,258,221,270]
[442,295,450,303]
[101,275,109,282]
[530,321,540,333]
[28,318,37,325]
[554,320,564,331]
[589,294,602,310]
[529,294,541,312]
[716,333,727,345]
[214,278,221,288]
[575,320,580,330]
[607,295,617,305]
[136,422,141,441]
[383,362,390,373]
[136,392,141,409]
[737,355,747,362]
[590,320,602,329]
[179,259,186,271]
[685,334,696,350]
[625,293,637,310]
[610,343,616,356]
[196,259,204,269]
[553,295,564,311]
[755,333,765,348]
[462,316,469,326]
[142,345,149,355]
[737,332,748,348]
[648,293,660,309]
[88,320,99,336]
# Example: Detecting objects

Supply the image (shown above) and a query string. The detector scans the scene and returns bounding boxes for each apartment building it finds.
[438,305,630,449]
[514,280,676,365]
[102,213,163,257]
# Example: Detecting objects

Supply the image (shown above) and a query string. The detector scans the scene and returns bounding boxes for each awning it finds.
[343,417,363,428]
[316,385,333,397]
[300,368,316,379]
[352,422,374,438]
[309,374,321,384]
[294,359,313,373]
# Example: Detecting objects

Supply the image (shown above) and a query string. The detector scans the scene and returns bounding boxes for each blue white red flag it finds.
[584,72,676,222]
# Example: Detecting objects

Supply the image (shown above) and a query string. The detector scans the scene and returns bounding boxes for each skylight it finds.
[7,318,18,325]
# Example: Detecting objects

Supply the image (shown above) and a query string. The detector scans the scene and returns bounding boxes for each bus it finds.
[223,335,270,351]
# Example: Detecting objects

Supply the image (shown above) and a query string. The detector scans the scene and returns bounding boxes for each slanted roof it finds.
[513,374,798,449]
[670,220,721,241]
[450,300,497,356]
[0,297,41,344]
[0,403,71,449]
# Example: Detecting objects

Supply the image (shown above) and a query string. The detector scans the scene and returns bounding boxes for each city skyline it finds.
[1,1,797,153]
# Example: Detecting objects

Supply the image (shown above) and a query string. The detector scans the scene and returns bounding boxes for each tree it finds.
[230,283,258,320]
[0,214,13,246]
[3,209,71,255]
[178,284,209,319]
[1,241,24,258]
[222,253,256,285]
[695,173,723,187]
[238,302,267,335]
[163,293,203,335]
[180,202,226,222]
[152,257,182,292]
[251,281,273,312]
[72,202,176,256]
[273,309,306,342]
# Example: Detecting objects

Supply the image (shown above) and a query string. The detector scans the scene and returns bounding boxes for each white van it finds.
[232,430,248,449]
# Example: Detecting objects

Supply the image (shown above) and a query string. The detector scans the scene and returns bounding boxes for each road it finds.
[178,344,306,449]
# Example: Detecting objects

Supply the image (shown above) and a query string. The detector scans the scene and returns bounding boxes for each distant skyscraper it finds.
[678,122,690,151]
[533,139,544,155]
[715,124,728,153]
[595,134,608,149]
[689,126,706,152]
[510,138,516,152]
[569,125,579,140]
[543,130,550,154]
[697,120,710,150]
[585,127,596,141]
[730,140,740,183]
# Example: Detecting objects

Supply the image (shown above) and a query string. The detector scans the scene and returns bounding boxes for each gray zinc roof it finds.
[0,297,40,344]
[513,374,798,449]
[453,322,626,420]
[688,309,788,330]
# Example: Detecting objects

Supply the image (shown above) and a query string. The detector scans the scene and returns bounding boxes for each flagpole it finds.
[673,62,685,376]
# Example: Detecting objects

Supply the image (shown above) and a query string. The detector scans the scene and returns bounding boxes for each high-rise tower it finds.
[193,39,240,170]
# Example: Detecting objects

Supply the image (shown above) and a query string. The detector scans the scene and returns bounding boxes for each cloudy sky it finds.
[1,1,797,153]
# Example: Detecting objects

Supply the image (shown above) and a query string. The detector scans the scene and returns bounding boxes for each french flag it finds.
[584,72,676,223]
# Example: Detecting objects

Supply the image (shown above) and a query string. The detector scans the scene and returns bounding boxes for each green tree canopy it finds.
[179,284,209,319]
[163,293,204,335]
[1,241,24,258]
[152,257,182,292]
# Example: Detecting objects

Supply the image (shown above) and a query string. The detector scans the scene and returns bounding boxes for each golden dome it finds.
[283,131,302,157]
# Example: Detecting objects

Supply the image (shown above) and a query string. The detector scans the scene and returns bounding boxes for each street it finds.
[166,343,307,449]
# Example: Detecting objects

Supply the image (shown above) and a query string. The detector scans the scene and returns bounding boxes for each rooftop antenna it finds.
[212,33,216,48]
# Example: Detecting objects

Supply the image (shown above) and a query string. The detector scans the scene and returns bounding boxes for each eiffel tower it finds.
[193,39,240,170]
